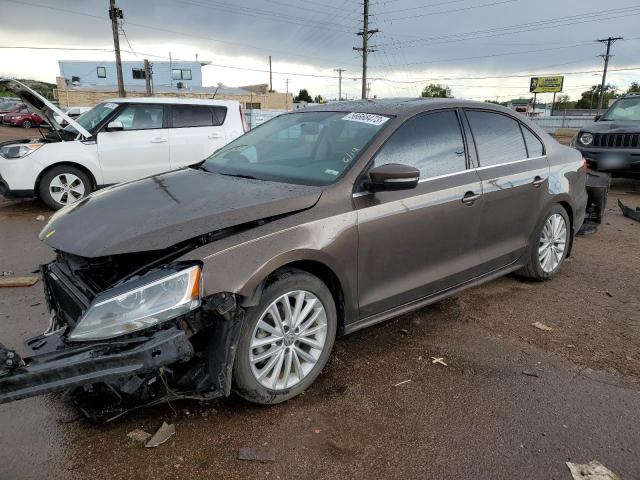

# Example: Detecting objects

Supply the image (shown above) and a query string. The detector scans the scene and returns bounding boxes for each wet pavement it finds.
[0,180,639,479]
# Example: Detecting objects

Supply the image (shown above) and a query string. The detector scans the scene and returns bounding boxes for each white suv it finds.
[0,79,247,209]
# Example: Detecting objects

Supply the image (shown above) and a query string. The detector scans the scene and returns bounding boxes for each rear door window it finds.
[374,110,466,179]
[170,105,227,128]
[466,110,527,166]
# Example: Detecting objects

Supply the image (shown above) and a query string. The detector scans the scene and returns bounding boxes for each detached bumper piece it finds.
[579,172,611,235]
[0,327,194,406]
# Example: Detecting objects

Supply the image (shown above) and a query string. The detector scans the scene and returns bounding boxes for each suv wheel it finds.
[519,204,570,280]
[233,269,337,404]
[39,166,92,210]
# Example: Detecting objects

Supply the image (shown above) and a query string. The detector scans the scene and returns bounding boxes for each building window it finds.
[245,102,261,110]
[172,68,192,80]
[71,76,80,83]
[96,67,106,78]
[132,68,147,80]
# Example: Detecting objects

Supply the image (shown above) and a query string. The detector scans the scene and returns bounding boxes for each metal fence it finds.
[244,109,286,129]
[530,115,596,133]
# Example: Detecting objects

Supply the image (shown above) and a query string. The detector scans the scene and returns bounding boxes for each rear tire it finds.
[22,120,32,128]
[233,269,337,405]
[38,166,92,210]
[518,204,570,280]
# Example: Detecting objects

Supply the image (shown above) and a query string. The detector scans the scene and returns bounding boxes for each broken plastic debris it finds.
[35,215,45,221]
[431,357,448,366]
[531,321,553,331]
[127,429,152,444]
[394,379,412,387]
[238,447,276,462]
[522,370,539,378]
[618,199,640,223]
[566,460,620,480]
[144,422,175,448]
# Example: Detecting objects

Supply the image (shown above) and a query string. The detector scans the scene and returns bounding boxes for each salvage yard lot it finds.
[0,128,639,479]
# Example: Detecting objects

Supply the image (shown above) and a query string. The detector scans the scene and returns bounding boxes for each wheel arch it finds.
[34,162,98,197]
[241,258,348,335]
[556,199,574,257]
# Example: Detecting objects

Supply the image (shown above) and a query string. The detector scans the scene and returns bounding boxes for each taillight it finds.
[240,105,249,133]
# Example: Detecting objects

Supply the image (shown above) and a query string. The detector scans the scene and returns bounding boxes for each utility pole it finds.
[108,0,125,97]
[269,56,273,92]
[143,59,152,96]
[596,36,623,111]
[334,68,346,100]
[353,0,378,99]
[285,78,290,111]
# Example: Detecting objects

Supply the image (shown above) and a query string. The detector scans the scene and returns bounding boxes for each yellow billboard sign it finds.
[529,76,564,93]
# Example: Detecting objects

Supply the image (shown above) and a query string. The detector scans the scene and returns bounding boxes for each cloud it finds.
[1,0,638,100]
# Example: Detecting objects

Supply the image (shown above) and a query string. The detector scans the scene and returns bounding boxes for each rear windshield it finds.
[602,96,640,121]
[201,111,389,186]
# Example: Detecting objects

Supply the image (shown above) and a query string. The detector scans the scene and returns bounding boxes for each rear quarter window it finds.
[170,105,227,128]
[521,127,544,158]
[466,110,527,167]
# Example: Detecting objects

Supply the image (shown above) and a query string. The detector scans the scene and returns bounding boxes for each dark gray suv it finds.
[0,99,588,420]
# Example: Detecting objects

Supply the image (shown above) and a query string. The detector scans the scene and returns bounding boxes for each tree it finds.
[627,82,640,94]
[293,89,313,103]
[575,84,618,109]
[313,94,326,104]
[553,94,574,110]
[421,84,452,98]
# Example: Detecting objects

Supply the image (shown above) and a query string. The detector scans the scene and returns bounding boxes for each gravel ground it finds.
[0,126,639,479]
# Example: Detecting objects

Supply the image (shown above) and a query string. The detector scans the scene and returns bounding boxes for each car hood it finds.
[0,79,91,138]
[39,168,323,258]
[581,120,640,134]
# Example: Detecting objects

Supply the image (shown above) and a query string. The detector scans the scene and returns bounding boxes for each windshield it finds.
[63,102,119,135]
[202,111,390,186]
[602,96,640,121]
[0,101,16,109]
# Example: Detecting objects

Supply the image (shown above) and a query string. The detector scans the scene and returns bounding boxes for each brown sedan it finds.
[0,99,587,420]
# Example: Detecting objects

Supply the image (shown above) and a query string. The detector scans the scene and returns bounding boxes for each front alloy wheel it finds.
[39,165,92,210]
[233,269,337,404]
[538,213,567,273]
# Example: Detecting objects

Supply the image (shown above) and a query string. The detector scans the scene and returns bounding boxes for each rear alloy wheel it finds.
[233,269,337,404]
[518,204,570,280]
[39,166,92,210]
[22,120,32,128]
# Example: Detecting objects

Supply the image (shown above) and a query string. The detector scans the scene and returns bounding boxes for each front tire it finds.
[233,269,337,405]
[518,204,570,280]
[38,166,92,210]
[22,120,32,128]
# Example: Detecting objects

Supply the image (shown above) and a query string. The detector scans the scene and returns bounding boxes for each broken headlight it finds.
[69,265,202,342]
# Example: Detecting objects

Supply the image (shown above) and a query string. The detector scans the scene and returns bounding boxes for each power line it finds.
[380,0,518,22]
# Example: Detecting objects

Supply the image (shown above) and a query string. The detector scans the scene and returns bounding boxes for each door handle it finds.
[461,191,481,206]
[150,137,167,143]
[208,133,223,139]
[532,175,546,188]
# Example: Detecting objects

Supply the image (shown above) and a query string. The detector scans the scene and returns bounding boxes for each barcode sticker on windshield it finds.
[342,112,389,126]
[104,102,118,109]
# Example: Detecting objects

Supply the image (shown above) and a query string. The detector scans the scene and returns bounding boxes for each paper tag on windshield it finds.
[104,102,118,110]
[342,112,389,126]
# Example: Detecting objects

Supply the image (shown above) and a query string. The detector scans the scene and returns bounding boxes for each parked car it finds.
[0,101,25,122]
[3,109,43,128]
[53,106,92,126]
[0,79,247,209]
[573,93,640,175]
[0,98,588,419]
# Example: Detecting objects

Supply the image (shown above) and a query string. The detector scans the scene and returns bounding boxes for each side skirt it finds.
[344,261,523,335]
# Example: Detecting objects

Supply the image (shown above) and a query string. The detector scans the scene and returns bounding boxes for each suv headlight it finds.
[69,265,202,342]
[579,133,594,146]
[0,143,44,159]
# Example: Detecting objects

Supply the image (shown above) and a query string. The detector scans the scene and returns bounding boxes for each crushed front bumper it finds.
[0,326,194,405]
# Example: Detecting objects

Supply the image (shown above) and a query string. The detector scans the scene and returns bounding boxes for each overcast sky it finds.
[1,0,639,101]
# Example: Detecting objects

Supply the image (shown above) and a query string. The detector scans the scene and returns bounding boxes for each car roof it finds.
[102,97,240,107]
[302,97,517,118]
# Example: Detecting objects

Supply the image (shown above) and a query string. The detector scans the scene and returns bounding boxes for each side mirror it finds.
[365,163,420,192]
[594,114,602,121]
[106,120,124,132]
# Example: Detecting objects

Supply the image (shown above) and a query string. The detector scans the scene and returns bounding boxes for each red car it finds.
[3,109,43,128]
[0,101,26,122]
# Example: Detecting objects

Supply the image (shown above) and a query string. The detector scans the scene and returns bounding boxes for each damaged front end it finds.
[0,250,244,422]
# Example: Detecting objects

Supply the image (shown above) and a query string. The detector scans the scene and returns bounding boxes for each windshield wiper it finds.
[219,172,258,180]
